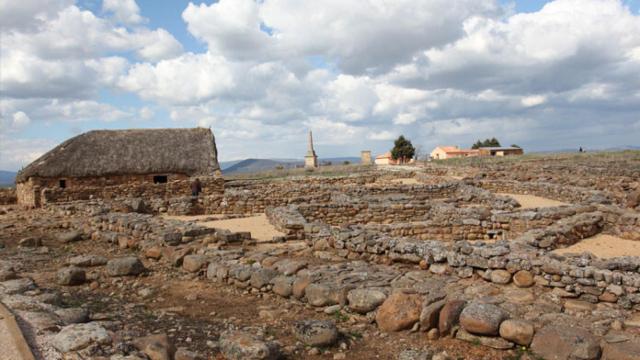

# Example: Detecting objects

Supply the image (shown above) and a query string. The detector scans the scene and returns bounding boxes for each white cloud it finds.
[139,106,154,120]
[102,0,146,25]
[521,95,547,107]
[368,130,397,141]
[119,52,235,105]
[12,111,31,128]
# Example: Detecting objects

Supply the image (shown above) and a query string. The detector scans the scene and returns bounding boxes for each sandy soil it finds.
[553,234,640,258]
[498,193,568,209]
[165,213,284,242]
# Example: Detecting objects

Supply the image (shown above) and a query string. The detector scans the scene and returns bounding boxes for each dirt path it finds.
[498,193,568,209]
[165,213,285,242]
[553,234,640,258]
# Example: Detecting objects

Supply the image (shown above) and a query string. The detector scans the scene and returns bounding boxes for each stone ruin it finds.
[1,152,639,359]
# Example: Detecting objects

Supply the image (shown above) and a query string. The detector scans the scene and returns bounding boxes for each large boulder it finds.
[291,320,338,346]
[438,300,466,336]
[52,323,111,353]
[530,325,601,360]
[347,288,387,314]
[56,266,86,286]
[305,283,348,307]
[499,319,534,346]
[69,255,108,267]
[272,276,294,297]
[219,331,280,360]
[106,257,145,276]
[459,302,509,336]
[376,292,422,332]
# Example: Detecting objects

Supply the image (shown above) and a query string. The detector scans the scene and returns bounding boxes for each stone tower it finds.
[304,130,318,168]
[361,150,372,165]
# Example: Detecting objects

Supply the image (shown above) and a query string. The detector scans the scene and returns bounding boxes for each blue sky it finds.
[1,0,639,170]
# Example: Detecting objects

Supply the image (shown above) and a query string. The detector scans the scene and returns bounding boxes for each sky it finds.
[1,0,639,170]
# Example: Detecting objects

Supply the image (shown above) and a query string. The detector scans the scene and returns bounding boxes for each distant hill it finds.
[222,157,362,174]
[224,159,301,174]
[0,170,16,187]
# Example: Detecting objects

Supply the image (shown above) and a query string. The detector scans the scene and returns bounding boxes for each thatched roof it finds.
[17,128,220,183]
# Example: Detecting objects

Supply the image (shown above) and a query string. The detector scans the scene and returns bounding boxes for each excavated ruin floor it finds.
[553,234,640,258]
[164,214,285,242]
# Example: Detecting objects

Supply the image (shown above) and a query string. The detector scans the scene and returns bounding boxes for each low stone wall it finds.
[0,188,16,205]
[474,179,614,205]
[42,176,225,205]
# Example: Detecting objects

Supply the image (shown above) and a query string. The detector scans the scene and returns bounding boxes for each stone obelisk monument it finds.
[304,130,318,169]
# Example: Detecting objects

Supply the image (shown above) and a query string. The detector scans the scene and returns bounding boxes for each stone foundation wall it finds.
[41,176,224,205]
[475,179,614,205]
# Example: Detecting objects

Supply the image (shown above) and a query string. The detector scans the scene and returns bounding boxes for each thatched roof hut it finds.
[16,128,220,183]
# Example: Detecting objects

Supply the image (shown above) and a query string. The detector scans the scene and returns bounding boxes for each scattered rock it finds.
[456,329,514,350]
[52,322,111,352]
[438,300,466,336]
[513,270,534,288]
[490,270,511,284]
[106,257,145,276]
[499,319,534,346]
[18,237,42,247]
[0,278,36,295]
[376,292,422,332]
[57,230,83,243]
[133,334,176,360]
[56,266,86,286]
[182,255,208,273]
[69,255,108,267]
[292,319,339,346]
[419,299,446,331]
[459,302,509,336]
[601,339,640,360]
[530,325,601,360]
[347,288,387,314]
[55,307,90,325]
[219,330,280,360]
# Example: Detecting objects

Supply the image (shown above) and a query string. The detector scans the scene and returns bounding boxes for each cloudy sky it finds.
[1,0,639,170]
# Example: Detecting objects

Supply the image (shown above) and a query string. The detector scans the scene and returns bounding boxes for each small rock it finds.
[18,237,42,247]
[182,255,208,273]
[499,319,534,346]
[347,288,387,314]
[438,300,466,336]
[459,302,509,336]
[69,255,108,267]
[133,334,176,360]
[219,330,280,360]
[490,270,511,284]
[57,231,83,243]
[513,270,534,288]
[456,329,514,350]
[52,323,111,352]
[106,257,145,276]
[56,267,86,286]
[55,307,89,325]
[292,320,339,347]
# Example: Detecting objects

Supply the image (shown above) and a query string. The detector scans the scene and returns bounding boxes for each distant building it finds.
[375,152,396,165]
[360,150,372,165]
[304,131,318,168]
[430,146,479,160]
[16,128,222,208]
[477,147,524,157]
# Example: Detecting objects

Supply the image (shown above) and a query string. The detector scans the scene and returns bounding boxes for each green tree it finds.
[471,138,502,149]
[391,135,415,163]
[510,144,521,148]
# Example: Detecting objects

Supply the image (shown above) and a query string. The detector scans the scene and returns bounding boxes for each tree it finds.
[471,138,502,149]
[391,135,415,163]
[510,144,521,148]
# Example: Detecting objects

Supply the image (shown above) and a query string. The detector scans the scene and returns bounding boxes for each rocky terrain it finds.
[1,151,640,360]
